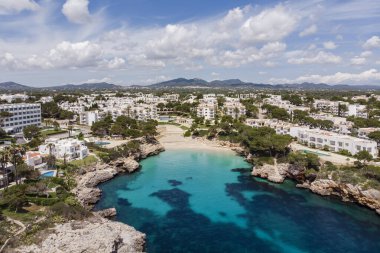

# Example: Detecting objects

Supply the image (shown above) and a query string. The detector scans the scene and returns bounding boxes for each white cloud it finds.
[323,41,337,50]
[288,51,342,64]
[271,69,380,84]
[209,41,286,67]
[62,0,91,24]
[363,36,380,49]
[106,57,125,69]
[218,7,245,30]
[82,77,112,83]
[360,51,372,57]
[299,24,317,37]
[48,41,102,68]
[240,5,297,43]
[0,53,22,70]
[350,56,366,65]
[0,0,38,15]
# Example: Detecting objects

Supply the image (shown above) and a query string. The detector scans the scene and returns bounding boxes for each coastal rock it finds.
[139,142,165,159]
[110,157,140,173]
[252,163,288,183]
[16,218,145,253]
[298,179,380,214]
[95,208,117,218]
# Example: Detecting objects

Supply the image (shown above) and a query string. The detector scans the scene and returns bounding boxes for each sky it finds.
[0,0,380,87]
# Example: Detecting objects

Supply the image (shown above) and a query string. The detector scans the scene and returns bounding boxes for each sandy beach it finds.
[157,125,235,153]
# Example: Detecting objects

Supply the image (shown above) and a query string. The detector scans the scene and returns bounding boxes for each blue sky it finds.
[0,0,380,86]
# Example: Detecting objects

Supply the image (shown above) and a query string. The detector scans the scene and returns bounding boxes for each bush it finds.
[27,197,60,206]
[50,202,91,220]
[184,130,191,137]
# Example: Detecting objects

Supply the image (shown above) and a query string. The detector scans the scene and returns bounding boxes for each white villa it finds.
[39,138,89,161]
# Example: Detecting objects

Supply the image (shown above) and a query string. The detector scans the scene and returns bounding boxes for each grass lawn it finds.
[69,155,98,167]
[41,129,68,136]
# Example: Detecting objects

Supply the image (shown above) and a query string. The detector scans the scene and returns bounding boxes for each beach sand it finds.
[157,125,234,153]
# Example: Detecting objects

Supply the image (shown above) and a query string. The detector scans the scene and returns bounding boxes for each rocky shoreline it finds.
[16,137,165,253]
[251,162,380,215]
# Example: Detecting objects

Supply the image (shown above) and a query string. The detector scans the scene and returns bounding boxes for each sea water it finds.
[96,150,380,253]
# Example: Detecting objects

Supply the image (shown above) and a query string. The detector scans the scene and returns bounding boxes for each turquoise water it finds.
[96,150,380,253]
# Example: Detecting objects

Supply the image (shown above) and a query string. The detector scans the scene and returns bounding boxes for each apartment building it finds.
[0,94,29,103]
[224,102,246,119]
[39,138,89,161]
[292,127,378,157]
[348,104,368,119]
[313,100,349,116]
[79,111,99,126]
[0,103,41,133]
[245,118,294,135]
[358,128,380,139]
[197,103,216,120]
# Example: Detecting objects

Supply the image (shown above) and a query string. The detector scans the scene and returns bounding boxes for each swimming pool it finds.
[95,141,111,146]
[302,149,330,156]
[40,171,55,178]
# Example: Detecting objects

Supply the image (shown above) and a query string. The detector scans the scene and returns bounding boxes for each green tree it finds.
[368,131,380,145]
[355,150,373,168]
[23,125,40,139]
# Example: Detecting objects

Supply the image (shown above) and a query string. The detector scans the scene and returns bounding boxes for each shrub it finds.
[50,202,91,220]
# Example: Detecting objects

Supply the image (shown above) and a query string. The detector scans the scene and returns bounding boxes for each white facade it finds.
[224,102,246,119]
[197,104,216,120]
[79,111,99,126]
[313,100,349,116]
[0,103,41,133]
[348,104,368,119]
[291,127,378,157]
[39,138,89,161]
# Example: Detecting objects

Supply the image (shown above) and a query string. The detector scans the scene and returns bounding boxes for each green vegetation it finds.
[69,155,98,167]
[88,140,142,163]
[41,101,75,120]
[91,115,158,138]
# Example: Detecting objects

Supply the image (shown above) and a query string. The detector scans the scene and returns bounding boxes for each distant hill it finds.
[150,78,380,90]
[0,82,35,91]
[43,82,123,91]
[1,79,380,91]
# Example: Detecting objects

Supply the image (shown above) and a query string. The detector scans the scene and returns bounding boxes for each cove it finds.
[95,149,380,253]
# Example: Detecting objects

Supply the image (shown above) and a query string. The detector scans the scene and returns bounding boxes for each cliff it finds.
[16,217,146,253]
[252,163,380,214]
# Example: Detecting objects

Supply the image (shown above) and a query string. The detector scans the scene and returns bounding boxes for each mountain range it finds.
[0,78,380,91]
[149,78,380,90]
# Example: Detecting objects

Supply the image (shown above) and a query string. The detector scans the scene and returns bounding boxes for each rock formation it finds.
[252,163,380,215]
[298,179,380,214]
[16,217,145,253]
[252,163,288,183]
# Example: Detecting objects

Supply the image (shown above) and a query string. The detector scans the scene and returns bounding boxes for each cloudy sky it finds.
[0,0,380,87]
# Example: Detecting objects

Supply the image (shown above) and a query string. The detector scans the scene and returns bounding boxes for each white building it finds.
[0,94,29,103]
[24,151,47,170]
[348,104,368,119]
[0,103,41,133]
[358,128,380,139]
[223,102,246,119]
[197,103,216,120]
[79,111,99,126]
[246,118,295,135]
[291,127,378,157]
[39,138,89,161]
[313,100,349,116]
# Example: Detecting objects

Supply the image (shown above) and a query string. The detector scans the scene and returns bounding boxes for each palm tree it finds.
[68,125,73,138]
[47,143,56,169]
[7,145,26,185]
[0,149,10,189]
